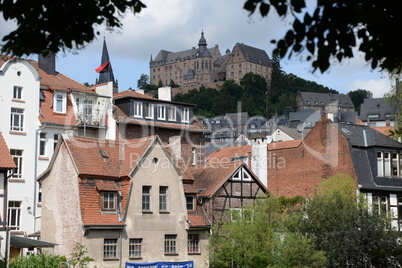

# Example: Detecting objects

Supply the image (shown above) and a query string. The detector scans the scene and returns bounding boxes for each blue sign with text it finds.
[125,261,194,268]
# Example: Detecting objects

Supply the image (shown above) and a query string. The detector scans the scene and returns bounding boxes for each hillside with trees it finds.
[173,54,338,118]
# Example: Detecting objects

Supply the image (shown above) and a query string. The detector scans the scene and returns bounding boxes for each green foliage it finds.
[157,79,164,88]
[244,0,402,74]
[209,196,327,268]
[0,0,146,56]
[68,243,95,268]
[301,174,402,267]
[137,74,150,90]
[385,76,402,138]
[347,89,373,114]
[8,254,65,268]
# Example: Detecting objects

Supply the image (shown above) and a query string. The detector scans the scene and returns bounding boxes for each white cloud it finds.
[346,79,391,98]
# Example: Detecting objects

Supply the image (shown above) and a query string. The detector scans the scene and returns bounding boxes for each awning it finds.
[10,235,57,249]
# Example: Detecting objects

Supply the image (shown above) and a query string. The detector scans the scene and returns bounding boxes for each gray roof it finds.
[298,92,354,109]
[275,126,311,140]
[214,53,230,67]
[235,43,272,67]
[359,98,396,121]
[11,235,57,248]
[335,123,402,148]
[224,112,249,124]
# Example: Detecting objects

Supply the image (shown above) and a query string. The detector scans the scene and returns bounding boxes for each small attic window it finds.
[341,128,352,135]
[99,149,109,159]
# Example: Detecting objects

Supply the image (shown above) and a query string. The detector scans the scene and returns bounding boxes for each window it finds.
[54,93,66,113]
[142,186,151,211]
[13,86,22,99]
[232,167,251,181]
[192,148,196,166]
[164,235,177,254]
[368,114,380,119]
[377,151,402,177]
[182,108,189,123]
[232,170,241,180]
[10,149,23,179]
[186,195,195,211]
[157,105,166,120]
[159,186,168,211]
[373,196,388,214]
[168,106,176,121]
[188,234,200,253]
[134,102,143,118]
[54,134,59,150]
[129,238,142,258]
[104,239,118,259]
[39,133,47,156]
[8,201,21,230]
[10,108,24,132]
[102,192,117,211]
[145,103,154,119]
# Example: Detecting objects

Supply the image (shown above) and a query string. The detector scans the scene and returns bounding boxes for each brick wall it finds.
[268,117,357,197]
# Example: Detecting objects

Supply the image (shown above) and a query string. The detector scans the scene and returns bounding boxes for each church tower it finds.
[96,38,117,87]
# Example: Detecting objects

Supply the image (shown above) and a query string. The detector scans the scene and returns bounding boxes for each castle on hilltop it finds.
[149,31,273,95]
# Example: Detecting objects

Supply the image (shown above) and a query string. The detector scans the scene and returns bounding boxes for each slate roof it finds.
[234,43,272,67]
[0,133,16,169]
[359,98,396,122]
[274,126,311,140]
[298,92,354,109]
[334,123,402,148]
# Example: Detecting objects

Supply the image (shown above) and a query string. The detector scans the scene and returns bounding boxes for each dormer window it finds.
[157,105,166,120]
[145,103,154,119]
[186,195,195,211]
[102,192,117,211]
[168,106,176,121]
[134,102,143,118]
[182,108,190,123]
[54,92,67,113]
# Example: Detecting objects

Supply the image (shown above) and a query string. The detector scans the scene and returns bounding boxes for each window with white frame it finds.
[157,105,166,120]
[129,238,142,258]
[103,239,118,259]
[188,234,200,253]
[54,92,67,113]
[182,108,189,123]
[102,192,117,211]
[39,133,47,156]
[164,235,177,254]
[145,103,154,119]
[8,201,21,230]
[168,106,176,121]
[231,167,251,181]
[53,134,59,150]
[377,151,402,177]
[13,86,23,100]
[10,149,23,179]
[373,196,388,214]
[134,102,143,118]
[10,108,24,132]
[192,148,196,166]
[186,195,195,211]
[159,186,168,212]
[142,186,151,211]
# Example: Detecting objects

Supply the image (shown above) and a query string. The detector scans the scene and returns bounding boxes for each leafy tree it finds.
[300,174,402,267]
[347,89,373,114]
[169,79,180,88]
[385,75,402,138]
[209,196,327,268]
[243,0,402,74]
[0,0,146,56]
[137,74,150,90]
[157,79,164,88]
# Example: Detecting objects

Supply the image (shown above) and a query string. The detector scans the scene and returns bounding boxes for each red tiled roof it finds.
[371,126,395,136]
[188,206,211,228]
[39,89,78,125]
[65,135,155,177]
[79,178,128,226]
[189,162,243,197]
[114,106,209,133]
[114,90,157,100]
[0,133,16,169]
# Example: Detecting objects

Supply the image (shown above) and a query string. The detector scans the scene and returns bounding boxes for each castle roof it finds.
[234,43,272,67]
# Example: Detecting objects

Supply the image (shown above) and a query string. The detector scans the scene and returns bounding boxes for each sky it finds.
[0,0,393,98]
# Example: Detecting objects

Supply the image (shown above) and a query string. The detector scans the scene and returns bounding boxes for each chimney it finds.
[169,136,182,160]
[137,89,145,95]
[251,133,268,187]
[158,86,172,101]
[38,52,56,75]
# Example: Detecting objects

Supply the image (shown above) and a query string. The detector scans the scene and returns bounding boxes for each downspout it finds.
[34,123,47,235]
[119,228,123,268]
[5,169,15,268]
